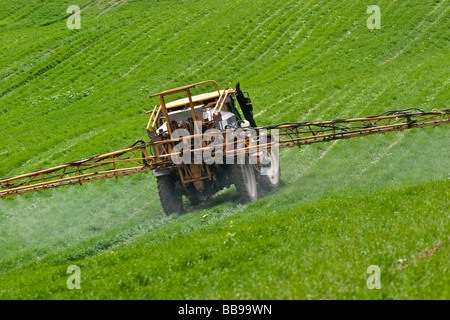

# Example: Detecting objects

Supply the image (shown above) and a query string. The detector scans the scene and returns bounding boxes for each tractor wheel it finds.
[257,148,281,191]
[233,162,258,203]
[156,175,184,215]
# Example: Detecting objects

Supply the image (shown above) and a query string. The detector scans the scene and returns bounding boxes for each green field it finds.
[0,0,449,299]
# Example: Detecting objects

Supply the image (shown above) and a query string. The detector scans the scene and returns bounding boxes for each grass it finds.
[1,179,448,299]
[0,0,449,299]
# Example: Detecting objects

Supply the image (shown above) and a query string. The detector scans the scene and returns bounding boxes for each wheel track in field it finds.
[4,25,120,95]
[268,86,345,123]
[0,29,113,99]
[117,1,275,87]
[378,0,448,66]
[300,70,435,180]
[250,2,361,122]
[112,7,228,82]
[114,0,315,113]
[254,1,362,86]
[307,64,444,183]
[222,0,321,83]
[2,3,173,103]
[214,4,293,64]
[251,0,405,88]
[253,85,317,120]
[221,1,307,66]
[308,42,446,180]
[42,17,159,86]
[202,0,299,74]
[239,0,365,90]
[18,127,109,173]
[392,236,450,272]
[361,133,405,174]
[279,64,426,182]
[3,5,197,110]
[98,0,127,16]
[324,19,448,121]
[291,140,339,183]
[0,1,42,25]
[355,49,445,119]
[186,1,295,77]
[340,22,447,120]
[0,18,151,110]
[49,2,239,97]
[168,1,300,92]
[0,0,118,84]
[14,0,310,110]
[219,0,343,83]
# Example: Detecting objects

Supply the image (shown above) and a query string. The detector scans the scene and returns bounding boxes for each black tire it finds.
[233,162,258,203]
[257,148,281,191]
[156,174,184,215]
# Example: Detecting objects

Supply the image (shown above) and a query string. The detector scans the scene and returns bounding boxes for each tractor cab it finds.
[146,80,244,142]
[145,80,265,215]
[146,80,257,143]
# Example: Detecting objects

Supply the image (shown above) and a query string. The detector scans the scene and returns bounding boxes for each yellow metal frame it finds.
[146,80,235,133]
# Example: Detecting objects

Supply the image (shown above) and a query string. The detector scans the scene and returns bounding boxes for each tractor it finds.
[145,80,280,214]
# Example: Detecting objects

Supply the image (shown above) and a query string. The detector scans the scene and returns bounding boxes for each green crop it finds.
[0,0,448,299]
